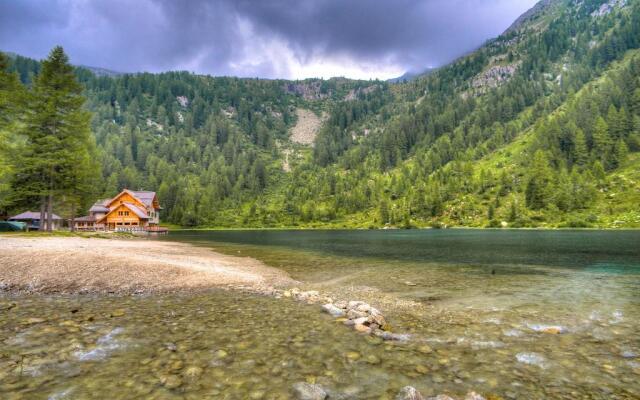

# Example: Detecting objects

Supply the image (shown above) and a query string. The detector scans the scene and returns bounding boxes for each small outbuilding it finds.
[0,221,26,232]
[8,211,63,230]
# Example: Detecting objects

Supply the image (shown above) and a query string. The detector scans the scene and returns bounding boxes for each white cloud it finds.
[229,16,404,80]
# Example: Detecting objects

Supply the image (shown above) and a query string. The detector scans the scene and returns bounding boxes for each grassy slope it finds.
[441,51,640,229]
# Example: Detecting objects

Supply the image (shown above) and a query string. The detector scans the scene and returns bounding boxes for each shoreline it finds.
[0,236,295,295]
[159,226,640,231]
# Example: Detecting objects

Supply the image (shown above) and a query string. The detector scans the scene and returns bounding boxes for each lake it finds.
[2,229,639,399]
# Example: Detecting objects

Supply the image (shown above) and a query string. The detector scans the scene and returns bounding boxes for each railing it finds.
[115,226,169,234]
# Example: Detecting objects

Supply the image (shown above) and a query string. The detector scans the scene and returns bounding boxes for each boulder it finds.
[292,382,327,400]
[334,301,348,309]
[347,301,366,310]
[322,304,345,317]
[352,317,369,326]
[370,313,386,326]
[355,303,371,313]
[347,309,368,320]
[396,386,424,400]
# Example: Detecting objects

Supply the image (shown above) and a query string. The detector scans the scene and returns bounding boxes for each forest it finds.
[1,0,639,229]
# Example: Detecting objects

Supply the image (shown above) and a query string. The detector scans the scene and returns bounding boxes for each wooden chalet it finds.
[73,189,163,232]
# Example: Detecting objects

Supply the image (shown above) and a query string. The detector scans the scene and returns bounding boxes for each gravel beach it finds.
[0,236,294,294]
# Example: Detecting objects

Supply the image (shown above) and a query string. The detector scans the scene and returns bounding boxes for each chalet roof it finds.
[96,202,149,223]
[123,202,149,219]
[9,211,62,221]
[127,190,157,208]
[89,199,110,213]
[73,216,97,222]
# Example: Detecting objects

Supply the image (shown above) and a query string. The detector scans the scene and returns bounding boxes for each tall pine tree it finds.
[16,46,97,231]
[0,52,27,215]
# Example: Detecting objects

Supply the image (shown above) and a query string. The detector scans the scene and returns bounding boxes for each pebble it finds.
[415,365,429,374]
[365,355,381,364]
[214,349,228,358]
[396,386,424,400]
[170,360,184,371]
[418,345,433,354]
[292,382,327,400]
[161,374,182,389]
[184,366,203,378]
[110,309,125,317]
[345,351,361,361]
[22,317,46,325]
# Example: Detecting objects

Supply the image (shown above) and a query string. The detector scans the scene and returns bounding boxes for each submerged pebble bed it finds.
[1,284,639,399]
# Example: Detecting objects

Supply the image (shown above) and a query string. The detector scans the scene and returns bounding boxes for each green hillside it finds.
[2,0,639,229]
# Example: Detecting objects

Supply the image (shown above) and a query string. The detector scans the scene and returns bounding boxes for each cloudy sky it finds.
[0,0,538,80]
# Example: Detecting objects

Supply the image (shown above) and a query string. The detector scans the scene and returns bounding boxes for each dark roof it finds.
[73,216,97,222]
[9,211,62,221]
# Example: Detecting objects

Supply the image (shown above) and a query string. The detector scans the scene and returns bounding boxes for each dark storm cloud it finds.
[0,0,538,79]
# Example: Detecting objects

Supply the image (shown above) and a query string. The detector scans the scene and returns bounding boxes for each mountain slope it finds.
[3,0,639,228]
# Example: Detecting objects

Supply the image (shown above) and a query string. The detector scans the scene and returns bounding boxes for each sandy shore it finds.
[0,236,295,294]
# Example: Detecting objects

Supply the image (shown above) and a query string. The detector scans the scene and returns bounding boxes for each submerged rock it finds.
[396,386,424,400]
[292,382,327,400]
[526,323,566,334]
[374,330,410,342]
[516,352,546,367]
[464,392,487,400]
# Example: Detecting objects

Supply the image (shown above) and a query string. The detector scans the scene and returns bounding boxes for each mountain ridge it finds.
[2,0,639,229]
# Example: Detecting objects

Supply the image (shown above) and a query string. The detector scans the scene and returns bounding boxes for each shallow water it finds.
[2,229,640,399]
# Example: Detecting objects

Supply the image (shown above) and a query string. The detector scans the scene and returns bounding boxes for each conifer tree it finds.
[17,46,97,230]
[592,117,612,169]
[525,150,553,210]
[613,140,629,168]
[573,128,588,167]
[0,52,27,214]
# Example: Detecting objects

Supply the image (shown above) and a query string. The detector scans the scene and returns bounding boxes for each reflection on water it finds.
[2,229,640,399]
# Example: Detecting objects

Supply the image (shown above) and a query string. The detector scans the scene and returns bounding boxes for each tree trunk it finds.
[70,201,76,232]
[47,193,53,232]
[39,197,46,231]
